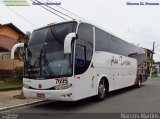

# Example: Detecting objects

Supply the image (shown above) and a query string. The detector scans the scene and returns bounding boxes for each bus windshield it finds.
[24,22,77,79]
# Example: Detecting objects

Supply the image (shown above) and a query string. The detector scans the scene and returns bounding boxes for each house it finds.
[0,23,25,76]
[142,48,154,74]
[152,63,159,74]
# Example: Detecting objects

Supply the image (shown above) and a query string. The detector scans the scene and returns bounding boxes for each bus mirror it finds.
[64,33,76,54]
[11,43,24,59]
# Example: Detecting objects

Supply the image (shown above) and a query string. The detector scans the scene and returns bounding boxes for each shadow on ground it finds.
[29,85,145,111]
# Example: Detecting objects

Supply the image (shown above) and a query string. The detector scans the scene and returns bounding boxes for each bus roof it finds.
[32,20,144,53]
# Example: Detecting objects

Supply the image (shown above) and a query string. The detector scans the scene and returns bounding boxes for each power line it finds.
[31,0,67,20]
[1,3,37,28]
[34,0,75,20]
[2,0,86,28]
[47,0,85,20]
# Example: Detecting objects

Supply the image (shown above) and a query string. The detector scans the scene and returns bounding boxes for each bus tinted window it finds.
[109,35,120,54]
[95,27,110,52]
[28,28,48,46]
[118,39,128,56]
[75,23,93,75]
[78,23,93,45]
[94,26,145,59]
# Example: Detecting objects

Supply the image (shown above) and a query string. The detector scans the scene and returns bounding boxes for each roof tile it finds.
[0,35,17,51]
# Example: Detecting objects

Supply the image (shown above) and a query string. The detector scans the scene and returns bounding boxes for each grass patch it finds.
[0,77,22,89]
[148,74,159,78]
[151,74,159,78]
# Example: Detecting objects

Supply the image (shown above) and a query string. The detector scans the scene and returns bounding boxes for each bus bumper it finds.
[23,87,75,101]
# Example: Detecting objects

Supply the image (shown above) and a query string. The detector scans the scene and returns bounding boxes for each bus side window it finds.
[75,23,93,75]
[95,27,110,52]
[75,44,86,74]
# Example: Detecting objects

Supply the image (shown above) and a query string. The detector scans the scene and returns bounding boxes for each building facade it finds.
[0,23,24,76]
[143,48,154,74]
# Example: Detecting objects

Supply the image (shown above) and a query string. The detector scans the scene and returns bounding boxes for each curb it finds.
[0,87,22,92]
[0,100,49,111]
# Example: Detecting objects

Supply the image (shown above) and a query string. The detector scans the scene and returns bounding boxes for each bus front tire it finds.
[96,79,107,100]
[136,78,142,88]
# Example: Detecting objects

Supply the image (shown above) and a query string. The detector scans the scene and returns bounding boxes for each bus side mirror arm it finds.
[11,43,24,59]
[64,33,77,54]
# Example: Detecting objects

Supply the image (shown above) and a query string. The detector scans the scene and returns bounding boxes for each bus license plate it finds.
[37,93,45,98]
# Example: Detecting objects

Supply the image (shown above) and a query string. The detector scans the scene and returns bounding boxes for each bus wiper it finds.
[29,56,40,77]
[28,49,42,77]
[42,55,54,76]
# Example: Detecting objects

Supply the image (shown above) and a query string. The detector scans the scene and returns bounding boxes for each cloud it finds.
[1,0,160,61]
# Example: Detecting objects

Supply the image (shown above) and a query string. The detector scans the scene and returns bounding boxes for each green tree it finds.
[15,31,30,61]
[14,31,30,99]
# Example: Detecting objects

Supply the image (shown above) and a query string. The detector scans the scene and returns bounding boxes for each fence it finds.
[0,53,23,77]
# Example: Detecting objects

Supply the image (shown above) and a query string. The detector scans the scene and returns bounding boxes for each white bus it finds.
[12,20,147,101]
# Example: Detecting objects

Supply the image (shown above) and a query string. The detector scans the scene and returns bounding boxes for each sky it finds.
[0,0,160,61]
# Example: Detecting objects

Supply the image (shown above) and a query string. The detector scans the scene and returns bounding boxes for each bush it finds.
[13,67,23,79]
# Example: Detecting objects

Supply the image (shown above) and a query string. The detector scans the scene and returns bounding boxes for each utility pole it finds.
[150,41,155,77]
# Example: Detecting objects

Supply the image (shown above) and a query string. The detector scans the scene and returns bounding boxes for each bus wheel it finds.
[96,79,107,100]
[136,78,142,88]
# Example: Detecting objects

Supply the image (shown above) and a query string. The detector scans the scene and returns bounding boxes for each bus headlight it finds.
[23,84,30,88]
[54,83,72,90]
